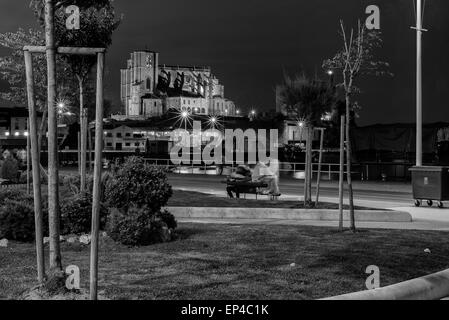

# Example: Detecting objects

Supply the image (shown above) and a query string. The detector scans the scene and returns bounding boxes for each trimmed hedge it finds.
[61,194,108,235]
[104,157,172,212]
[0,189,49,242]
[105,157,176,246]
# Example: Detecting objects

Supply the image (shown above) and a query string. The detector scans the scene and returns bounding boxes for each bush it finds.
[61,194,108,235]
[107,206,154,246]
[0,189,49,242]
[107,206,175,246]
[62,174,94,195]
[0,158,19,182]
[104,157,175,246]
[62,172,113,202]
[18,171,29,184]
[0,200,35,242]
[158,209,177,230]
[0,189,31,205]
[104,157,173,212]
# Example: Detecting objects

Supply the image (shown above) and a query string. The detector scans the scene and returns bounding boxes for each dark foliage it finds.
[61,194,108,235]
[104,157,173,212]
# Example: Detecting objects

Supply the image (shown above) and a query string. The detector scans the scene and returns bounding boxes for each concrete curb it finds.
[322,268,449,300]
[167,207,413,223]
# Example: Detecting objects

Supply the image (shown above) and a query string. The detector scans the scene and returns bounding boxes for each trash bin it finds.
[409,166,449,208]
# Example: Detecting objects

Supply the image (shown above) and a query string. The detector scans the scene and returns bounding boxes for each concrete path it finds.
[169,174,449,231]
[177,217,449,231]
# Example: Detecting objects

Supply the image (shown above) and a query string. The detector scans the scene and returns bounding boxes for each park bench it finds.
[222,179,279,200]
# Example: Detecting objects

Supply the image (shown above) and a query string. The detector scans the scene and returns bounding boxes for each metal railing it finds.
[142,158,359,181]
[48,150,414,181]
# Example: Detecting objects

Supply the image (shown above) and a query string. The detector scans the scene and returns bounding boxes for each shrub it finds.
[0,200,35,242]
[61,194,108,235]
[0,189,49,242]
[158,209,177,230]
[0,199,49,242]
[62,174,94,195]
[0,158,19,182]
[62,172,112,202]
[107,206,154,246]
[107,206,175,246]
[0,189,31,205]
[104,157,173,212]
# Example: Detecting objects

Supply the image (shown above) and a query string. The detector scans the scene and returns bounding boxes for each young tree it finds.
[323,20,391,232]
[29,1,120,192]
[0,28,75,151]
[28,0,119,272]
[278,73,336,207]
[52,1,121,193]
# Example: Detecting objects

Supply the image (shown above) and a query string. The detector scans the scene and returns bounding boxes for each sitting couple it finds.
[226,159,281,199]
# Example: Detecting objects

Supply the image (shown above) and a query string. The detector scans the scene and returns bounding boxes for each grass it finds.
[2,223,449,300]
[168,190,376,210]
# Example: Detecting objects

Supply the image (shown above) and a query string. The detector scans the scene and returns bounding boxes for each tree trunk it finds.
[304,126,313,207]
[307,127,313,205]
[24,50,46,284]
[88,125,93,173]
[45,0,62,271]
[315,129,324,205]
[339,115,345,232]
[345,93,356,232]
[37,109,47,154]
[78,76,87,194]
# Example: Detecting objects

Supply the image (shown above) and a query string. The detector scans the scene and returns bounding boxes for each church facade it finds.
[120,50,236,117]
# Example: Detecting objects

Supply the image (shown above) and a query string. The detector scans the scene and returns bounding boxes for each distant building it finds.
[0,107,42,149]
[100,115,285,157]
[120,50,236,117]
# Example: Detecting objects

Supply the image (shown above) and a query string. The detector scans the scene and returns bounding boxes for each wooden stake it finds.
[78,132,81,175]
[80,107,87,193]
[303,127,310,206]
[90,52,105,301]
[23,45,106,55]
[24,50,45,284]
[45,0,62,271]
[315,128,325,205]
[339,115,345,231]
[27,119,31,195]
[88,125,93,173]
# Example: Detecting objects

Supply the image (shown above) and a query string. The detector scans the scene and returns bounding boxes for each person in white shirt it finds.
[252,158,280,196]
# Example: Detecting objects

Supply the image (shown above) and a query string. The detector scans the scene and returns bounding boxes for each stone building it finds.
[120,50,236,117]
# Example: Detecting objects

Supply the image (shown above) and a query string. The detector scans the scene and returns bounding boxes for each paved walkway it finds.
[177,218,449,231]
[169,174,449,231]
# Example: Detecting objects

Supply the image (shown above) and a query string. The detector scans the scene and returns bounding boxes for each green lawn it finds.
[168,190,376,210]
[1,223,449,300]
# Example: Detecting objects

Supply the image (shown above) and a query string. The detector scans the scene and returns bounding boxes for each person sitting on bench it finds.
[252,159,281,197]
[226,165,252,199]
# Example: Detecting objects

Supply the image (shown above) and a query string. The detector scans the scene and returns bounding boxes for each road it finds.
[168,173,449,230]
[168,173,413,209]
[57,168,449,229]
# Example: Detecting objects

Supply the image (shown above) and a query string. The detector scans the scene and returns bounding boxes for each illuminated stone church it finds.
[120,51,236,118]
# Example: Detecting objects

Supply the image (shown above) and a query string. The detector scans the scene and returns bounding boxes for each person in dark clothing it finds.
[226,165,252,198]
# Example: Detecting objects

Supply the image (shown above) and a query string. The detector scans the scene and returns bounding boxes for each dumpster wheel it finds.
[438,202,444,208]
[427,200,433,207]
[414,200,421,207]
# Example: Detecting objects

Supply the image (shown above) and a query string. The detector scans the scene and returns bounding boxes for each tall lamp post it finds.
[413,0,427,166]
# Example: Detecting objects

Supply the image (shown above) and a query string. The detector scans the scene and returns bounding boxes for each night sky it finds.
[0,0,448,125]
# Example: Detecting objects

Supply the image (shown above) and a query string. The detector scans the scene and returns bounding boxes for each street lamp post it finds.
[414,0,427,166]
